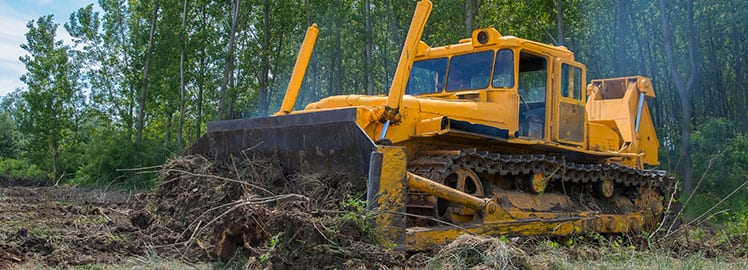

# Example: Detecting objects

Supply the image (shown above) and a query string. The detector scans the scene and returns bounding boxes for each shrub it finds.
[0,158,48,180]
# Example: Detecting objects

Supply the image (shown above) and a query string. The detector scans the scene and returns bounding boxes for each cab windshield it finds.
[446,51,494,91]
[405,49,515,95]
[405,58,447,95]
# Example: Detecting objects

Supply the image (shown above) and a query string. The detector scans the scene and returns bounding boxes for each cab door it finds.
[552,60,586,146]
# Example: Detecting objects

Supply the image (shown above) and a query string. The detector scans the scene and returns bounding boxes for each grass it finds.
[537,250,748,270]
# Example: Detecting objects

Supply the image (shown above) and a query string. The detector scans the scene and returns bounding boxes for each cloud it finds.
[0,13,27,97]
[0,0,99,97]
[0,77,22,98]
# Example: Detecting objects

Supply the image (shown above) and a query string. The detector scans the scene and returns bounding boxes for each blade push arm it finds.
[381,0,432,123]
[276,23,319,115]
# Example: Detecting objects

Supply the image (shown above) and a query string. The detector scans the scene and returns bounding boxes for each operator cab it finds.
[405,28,585,144]
[405,48,549,140]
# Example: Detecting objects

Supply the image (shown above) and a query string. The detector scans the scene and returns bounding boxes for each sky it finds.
[0,0,97,97]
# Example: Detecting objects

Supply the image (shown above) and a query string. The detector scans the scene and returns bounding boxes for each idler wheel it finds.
[595,178,615,198]
[436,168,484,223]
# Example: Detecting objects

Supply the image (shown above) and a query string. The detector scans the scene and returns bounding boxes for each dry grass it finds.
[425,235,531,270]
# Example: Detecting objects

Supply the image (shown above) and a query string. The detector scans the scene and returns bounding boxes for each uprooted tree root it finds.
[131,154,403,269]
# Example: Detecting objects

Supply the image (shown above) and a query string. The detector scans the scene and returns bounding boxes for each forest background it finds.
[0,0,746,228]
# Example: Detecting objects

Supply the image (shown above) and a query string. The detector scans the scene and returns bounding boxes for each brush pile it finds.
[131,154,403,269]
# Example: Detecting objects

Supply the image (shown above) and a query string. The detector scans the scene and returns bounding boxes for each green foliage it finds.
[18,15,82,180]
[70,132,171,190]
[0,111,20,158]
[0,158,48,180]
[684,118,748,222]
[339,196,378,242]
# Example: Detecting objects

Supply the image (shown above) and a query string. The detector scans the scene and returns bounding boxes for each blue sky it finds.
[0,0,97,97]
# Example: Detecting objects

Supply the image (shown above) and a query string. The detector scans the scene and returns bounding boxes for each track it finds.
[405,149,671,225]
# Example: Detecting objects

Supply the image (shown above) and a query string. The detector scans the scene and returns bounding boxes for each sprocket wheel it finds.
[436,168,484,223]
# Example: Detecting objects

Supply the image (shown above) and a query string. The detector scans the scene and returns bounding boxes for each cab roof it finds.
[415,28,575,61]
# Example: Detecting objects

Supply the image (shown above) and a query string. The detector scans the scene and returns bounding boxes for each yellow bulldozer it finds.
[189,0,673,250]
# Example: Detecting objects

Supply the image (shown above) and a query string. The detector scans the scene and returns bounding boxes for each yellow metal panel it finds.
[587,123,620,152]
[415,116,446,135]
[370,146,408,249]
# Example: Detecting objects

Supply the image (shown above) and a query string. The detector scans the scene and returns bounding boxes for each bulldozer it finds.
[189,0,673,251]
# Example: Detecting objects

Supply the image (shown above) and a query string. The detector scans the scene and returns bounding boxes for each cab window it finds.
[492,49,514,88]
[406,58,448,95]
[560,63,582,100]
[446,51,494,91]
[518,52,547,103]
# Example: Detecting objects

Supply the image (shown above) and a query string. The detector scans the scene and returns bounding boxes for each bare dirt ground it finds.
[1,155,746,269]
[0,186,140,268]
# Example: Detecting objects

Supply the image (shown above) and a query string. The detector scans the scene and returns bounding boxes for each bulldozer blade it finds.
[188,108,376,179]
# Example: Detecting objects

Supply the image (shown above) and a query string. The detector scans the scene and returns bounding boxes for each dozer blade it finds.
[188,108,376,179]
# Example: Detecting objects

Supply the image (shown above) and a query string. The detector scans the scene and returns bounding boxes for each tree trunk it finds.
[555,0,564,46]
[228,69,237,119]
[465,0,481,37]
[728,0,748,131]
[165,112,172,144]
[195,10,207,141]
[257,0,271,116]
[196,53,205,141]
[331,5,343,96]
[218,0,240,120]
[177,0,188,152]
[364,0,373,95]
[135,0,161,150]
[615,0,628,76]
[52,147,59,181]
[385,0,402,46]
[124,55,134,143]
[298,0,316,104]
[659,0,698,194]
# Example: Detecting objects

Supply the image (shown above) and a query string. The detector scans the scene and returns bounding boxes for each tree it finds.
[615,0,629,76]
[135,0,161,149]
[0,110,20,158]
[256,0,272,116]
[19,15,80,179]
[465,0,482,37]
[659,0,698,194]
[364,0,373,95]
[218,0,240,120]
[177,0,189,151]
[555,0,564,46]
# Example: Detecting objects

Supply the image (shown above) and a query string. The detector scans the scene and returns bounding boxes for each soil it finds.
[1,155,404,269]
[0,186,139,268]
[1,154,745,269]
